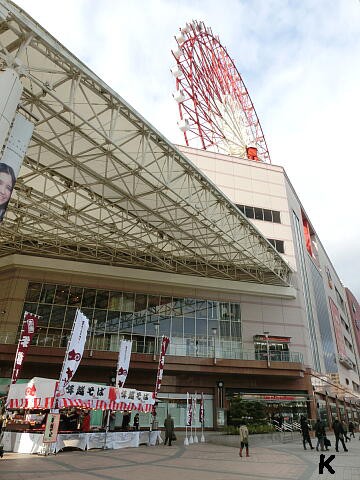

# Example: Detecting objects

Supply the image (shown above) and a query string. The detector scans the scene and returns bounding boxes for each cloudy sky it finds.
[14,0,360,299]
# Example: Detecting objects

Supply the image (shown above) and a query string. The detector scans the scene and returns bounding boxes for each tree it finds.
[228,397,266,425]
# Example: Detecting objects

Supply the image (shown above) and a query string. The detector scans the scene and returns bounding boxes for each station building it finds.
[0,0,359,429]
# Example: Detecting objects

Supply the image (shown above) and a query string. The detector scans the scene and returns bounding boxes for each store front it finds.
[227,390,309,424]
[156,393,214,429]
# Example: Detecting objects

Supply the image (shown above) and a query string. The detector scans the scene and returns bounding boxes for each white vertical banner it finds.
[188,392,193,444]
[186,392,193,426]
[58,309,89,395]
[200,392,205,442]
[193,392,198,443]
[184,391,189,446]
[115,340,132,388]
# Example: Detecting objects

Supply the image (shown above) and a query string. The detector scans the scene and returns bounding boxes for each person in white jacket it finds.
[239,422,250,457]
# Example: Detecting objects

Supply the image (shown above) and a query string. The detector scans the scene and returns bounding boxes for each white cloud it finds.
[14,0,360,299]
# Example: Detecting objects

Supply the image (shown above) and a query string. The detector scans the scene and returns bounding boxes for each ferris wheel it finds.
[171,20,271,163]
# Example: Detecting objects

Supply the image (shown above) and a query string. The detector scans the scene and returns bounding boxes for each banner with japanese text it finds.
[154,336,170,398]
[58,309,89,395]
[11,312,39,384]
[116,340,132,388]
[199,392,205,424]
[193,392,198,424]
[6,377,155,412]
[186,392,193,426]
[43,413,60,443]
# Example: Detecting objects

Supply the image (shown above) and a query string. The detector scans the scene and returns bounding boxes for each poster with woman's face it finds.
[0,162,16,221]
[0,113,34,223]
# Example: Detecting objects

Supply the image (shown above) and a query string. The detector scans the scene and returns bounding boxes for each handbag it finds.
[339,432,344,440]
[171,432,177,441]
[324,437,331,447]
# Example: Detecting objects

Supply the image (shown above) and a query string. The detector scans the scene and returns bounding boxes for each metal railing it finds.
[0,332,303,364]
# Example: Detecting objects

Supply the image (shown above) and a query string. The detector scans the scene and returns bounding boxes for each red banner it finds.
[153,336,170,398]
[11,312,39,384]
[187,392,193,426]
[199,392,204,424]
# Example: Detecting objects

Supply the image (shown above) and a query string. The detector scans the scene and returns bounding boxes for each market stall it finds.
[3,377,161,453]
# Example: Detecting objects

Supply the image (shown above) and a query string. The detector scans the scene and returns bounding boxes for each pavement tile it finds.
[0,434,359,480]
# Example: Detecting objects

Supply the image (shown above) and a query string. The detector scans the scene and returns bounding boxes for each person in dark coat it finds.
[164,413,175,446]
[300,416,314,450]
[314,418,327,451]
[121,411,131,431]
[348,421,355,438]
[133,413,140,431]
[332,418,348,452]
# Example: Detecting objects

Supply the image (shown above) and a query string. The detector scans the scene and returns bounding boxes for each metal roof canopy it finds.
[0,0,292,287]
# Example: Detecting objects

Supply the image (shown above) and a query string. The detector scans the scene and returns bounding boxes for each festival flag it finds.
[11,312,39,384]
[154,336,170,398]
[186,392,193,426]
[58,309,89,394]
[115,339,132,388]
[193,392,198,422]
[199,392,205,424]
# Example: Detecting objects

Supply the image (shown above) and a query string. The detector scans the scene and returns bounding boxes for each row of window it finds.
[25,283,241,319]
[236,204,281,224]
[22,283,242,349]
[267,238,285,254]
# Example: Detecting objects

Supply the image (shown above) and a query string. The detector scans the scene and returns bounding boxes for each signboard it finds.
[216,408,225,426]
[43,413,60,443]
[253,335,291,343]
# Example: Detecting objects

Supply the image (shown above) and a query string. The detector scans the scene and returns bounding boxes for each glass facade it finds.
[292,211,321,372]
[309,262,338,373]
[22,282,242,355]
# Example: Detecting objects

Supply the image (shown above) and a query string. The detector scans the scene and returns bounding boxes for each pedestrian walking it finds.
[164,413,175,446]
[343,422,351,442]
[314,418,327,451]
[348,421,355,438]
[300,416,314,450]
[332,418,348,452]
[239,422,250,457]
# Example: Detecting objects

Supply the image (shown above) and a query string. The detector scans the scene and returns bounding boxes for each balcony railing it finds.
[0,332,303,364]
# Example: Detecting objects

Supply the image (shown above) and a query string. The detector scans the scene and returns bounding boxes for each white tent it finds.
[7,377,155,412]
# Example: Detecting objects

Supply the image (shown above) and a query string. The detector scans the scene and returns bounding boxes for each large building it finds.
[0,1,359,430]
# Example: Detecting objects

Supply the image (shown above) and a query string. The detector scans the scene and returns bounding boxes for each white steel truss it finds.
[0,1,292,286]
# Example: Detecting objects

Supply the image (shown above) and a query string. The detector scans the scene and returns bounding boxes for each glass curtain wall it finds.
[22,282,242,357]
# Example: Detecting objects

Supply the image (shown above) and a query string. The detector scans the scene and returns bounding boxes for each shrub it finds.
[222,423,276,435]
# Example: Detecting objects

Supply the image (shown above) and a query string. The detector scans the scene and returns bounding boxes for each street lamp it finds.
[263,331,270,367]
[212,327,217,365]
[153,321,160,360]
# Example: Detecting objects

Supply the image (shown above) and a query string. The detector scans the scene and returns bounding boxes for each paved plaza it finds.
[1,433,359,480]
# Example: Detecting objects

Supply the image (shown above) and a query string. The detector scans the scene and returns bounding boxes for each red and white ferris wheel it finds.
[171,20,271,163]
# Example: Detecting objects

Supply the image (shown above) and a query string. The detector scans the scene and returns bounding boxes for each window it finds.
[22,282,242,353]
[263,209,272,222]
[344,337,353,352]
[335,287,345,311]
[254,207,263,220]
[267,238,285,254]
[341,317,350,332]
[272,210,281,223]
[237,204,281,224]
[245,206,254,218]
